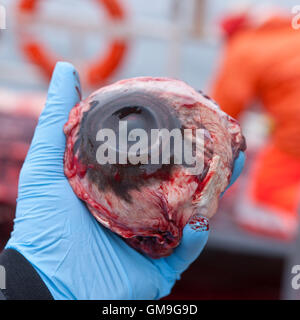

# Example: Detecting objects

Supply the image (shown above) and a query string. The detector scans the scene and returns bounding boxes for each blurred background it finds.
[1,0,300,299]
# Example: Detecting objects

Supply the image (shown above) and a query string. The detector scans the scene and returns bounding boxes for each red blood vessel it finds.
[64,77,246,258]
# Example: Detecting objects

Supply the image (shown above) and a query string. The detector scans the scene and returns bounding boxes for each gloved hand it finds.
[6,62,245,300]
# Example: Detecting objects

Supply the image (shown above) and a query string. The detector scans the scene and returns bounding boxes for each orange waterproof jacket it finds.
[212,17,300,157]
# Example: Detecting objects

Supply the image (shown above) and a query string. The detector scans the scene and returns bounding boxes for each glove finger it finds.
[228,151,245,188]
[24,62,81,174]
[162,216,209,275]
[221,151,245,197]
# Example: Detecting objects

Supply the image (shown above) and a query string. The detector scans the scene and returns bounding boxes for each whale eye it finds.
[63,79,246,258]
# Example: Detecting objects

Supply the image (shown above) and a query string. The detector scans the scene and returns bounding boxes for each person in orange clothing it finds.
[211,6,300,240]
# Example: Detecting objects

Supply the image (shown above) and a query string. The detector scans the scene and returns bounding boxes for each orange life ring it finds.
[17,0,128,88]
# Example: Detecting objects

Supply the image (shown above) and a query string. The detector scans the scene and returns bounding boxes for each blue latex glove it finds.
[6,62,245,300]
